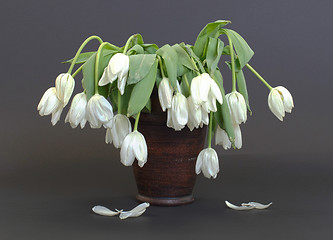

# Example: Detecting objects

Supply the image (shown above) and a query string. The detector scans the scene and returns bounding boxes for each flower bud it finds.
[268,86,294,121]
[86,94,114,128]
[65,92,87,128]
[55,73,75,106]
[120,130,148,167]
[110,114,132,148]
[169,93,188,131]
[158,78,173,112]
[195,148,219,179]
[225,91,247,124]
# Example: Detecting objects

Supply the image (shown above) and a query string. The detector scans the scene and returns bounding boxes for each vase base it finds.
[135,194,194,206]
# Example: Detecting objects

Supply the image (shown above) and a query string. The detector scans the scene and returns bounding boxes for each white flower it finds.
[109,114,132,148]
[37,87,64,126]
[195,148,219,179]
[158,77,173,112]
[268,86,294,121]
[65,92,87,128]
[187,96,201,131]
[86,94,114,128]
[99,53,129,95]
[55,73,75,106]
[105,128,113,144]
[225,91,247,124]
[120,130,148,167]
[215,124,242,149]
[190,73,222,109]
[168,93,188,131]
[215,126,231,150]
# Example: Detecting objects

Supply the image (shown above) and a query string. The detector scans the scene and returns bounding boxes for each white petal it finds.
[105,128,112,144]
[119,202,150,220]
[111,114,132,148]
[268,89,285,121]
[242,202,273,209]
[233,124,242,149]
[215,126,231,150]
[51,106,63,126]
[225,201,254,210]
[92,206,120,216]
[276,86,294,113]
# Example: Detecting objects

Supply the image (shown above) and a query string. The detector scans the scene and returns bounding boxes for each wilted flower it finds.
[215,126,231,150]
[195,148,219,179]
[187,95,202,131]
[190,73,222,109]
[158,77,173,112]
[168,93,188,131]
[86,94,113,128]
[65,92,87,128]
[55,73,75,106]
[225,91,247,124]
[109,114,132,148]
[99,53,129,95]
[268,86,294,121]
[37,87,64,126]
[120,130,148,167]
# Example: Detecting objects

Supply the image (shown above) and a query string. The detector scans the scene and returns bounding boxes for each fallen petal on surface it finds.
[92,206,121,216]
[242,202,273,209]
[119,202,150,220]
[225,201,254,210]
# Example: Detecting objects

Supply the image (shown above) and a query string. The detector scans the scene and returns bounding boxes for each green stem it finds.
[157,55,166,78]
[72,65,83,78]
[227,35,236,92]
[94,42,116,94]
[123,34,138,54]
[133,111,141,131]
[207,113,213,148]
[246,64,273,90]
[183,74,190,91]
[67,35,103,74]
[118,90,122,114]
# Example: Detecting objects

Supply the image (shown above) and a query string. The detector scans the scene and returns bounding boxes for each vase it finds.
[132,90,206,206]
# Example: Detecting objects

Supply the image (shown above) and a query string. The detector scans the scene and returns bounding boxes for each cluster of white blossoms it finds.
[38,53,148,168]
[158,72,223,179]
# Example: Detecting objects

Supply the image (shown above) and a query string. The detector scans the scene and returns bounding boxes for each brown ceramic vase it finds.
[132,90,206,206]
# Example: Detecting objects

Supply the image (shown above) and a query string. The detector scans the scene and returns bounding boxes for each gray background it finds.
[0,0,332,239]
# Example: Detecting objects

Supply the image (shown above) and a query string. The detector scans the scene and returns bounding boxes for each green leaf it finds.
[206,37,224,75]
[127,60,158,116]
[222,29,254,68]
[82,48,113,100]
[222,45,231,55]
[127,44,144,55]
[236,69,251,114]
[225,59,241,72]
[211,70,235,142]
[156,44,178,89]
[127,54,157,85]
[142,98,151,113]
[172,44,197,71]
[62,52,95,64]
[142,43,159,54]
[193,20,231,59]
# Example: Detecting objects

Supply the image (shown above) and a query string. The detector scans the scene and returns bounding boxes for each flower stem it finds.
[227,35,236,92]
[118,90,122,114]
[207,113,213,148]
[183,74,190,91]
[246,64,272,90]
[123,34,138,54]
[67,35,103,74]
[157,55,166,78]
[72,64,83,78]
[94,42,116,94]
[133,111,141,131]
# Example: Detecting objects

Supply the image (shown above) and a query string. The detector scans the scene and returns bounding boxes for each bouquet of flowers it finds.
[37,20,294,179]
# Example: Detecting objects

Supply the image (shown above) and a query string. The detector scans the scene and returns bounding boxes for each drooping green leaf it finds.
[156,45,178,89]
[236,69,251,114]
[127,54,157,85]
[62,52,95,64]
[82,48,113,100]
[222,29,254,68]
[127,44,144,55]
[193,20,231,59]
[127,60,158,116]
[172,44,197,71]
[206,37,224,75]
[211,70,235,142]
[142,43,159,54]
[225,59,241,72]
[222,45,231,55]
[142,98,151,113]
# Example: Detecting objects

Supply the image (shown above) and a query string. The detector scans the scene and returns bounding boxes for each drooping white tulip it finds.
[187,95,202,131]
[120,130,148,167]
[65,92,87,128]
[195,148,219,179]
[158,77,173,112]
[215,126,231,150]
[190,73,222,109]
[110,114,132,148]
[37,87,64,126]
[86,94,114,129]
[225,91,247,124]
[169,93,188,131]
[55,73,75,106]
[99,53,129,95]
[268,86,294,121]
